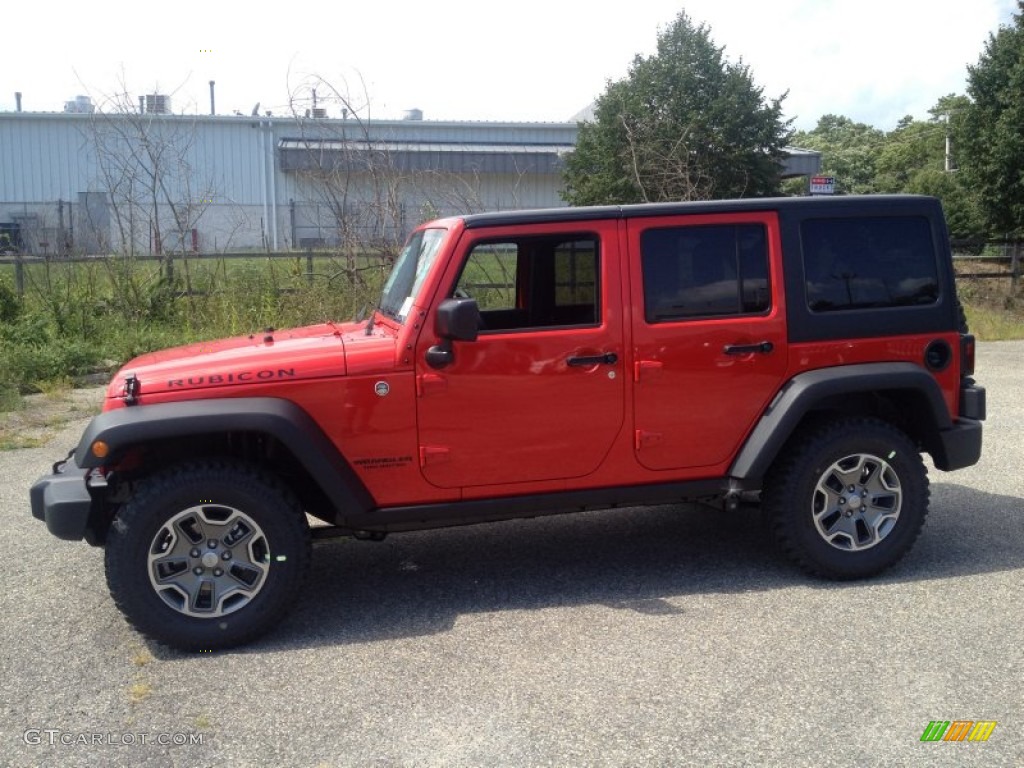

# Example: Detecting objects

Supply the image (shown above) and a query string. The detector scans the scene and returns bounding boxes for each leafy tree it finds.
[873,96,984,238]
[788,115,885,194]
[562,11,791,205]
[960,1,1024,235]
[875,116,942,192]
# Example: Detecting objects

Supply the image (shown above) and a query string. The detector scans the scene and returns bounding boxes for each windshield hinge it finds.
[122,373,141,406]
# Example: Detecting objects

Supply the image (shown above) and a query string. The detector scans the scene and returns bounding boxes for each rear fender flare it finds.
[729,363,952,485]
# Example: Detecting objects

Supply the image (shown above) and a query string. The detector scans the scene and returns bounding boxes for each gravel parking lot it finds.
[1,342,1021,768]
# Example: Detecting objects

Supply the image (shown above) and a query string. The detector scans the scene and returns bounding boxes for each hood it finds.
[105,322,397,402]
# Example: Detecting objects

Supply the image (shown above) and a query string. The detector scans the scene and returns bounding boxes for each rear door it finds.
[415,221,626,489]
[627,212,788,472]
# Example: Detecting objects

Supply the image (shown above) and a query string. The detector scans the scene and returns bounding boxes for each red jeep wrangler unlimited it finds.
[31,195,985,650]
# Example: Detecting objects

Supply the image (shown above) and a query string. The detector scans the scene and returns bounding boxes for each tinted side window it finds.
[641,224,769,323]
[802,216,939,312]
[454,235,599,331]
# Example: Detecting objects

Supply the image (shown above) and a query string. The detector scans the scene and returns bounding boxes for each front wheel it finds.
[763,417,929,580]
[105,461,310,651]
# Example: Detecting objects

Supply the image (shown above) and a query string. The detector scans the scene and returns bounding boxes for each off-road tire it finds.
[763,417,928,580]
[105,460,311,651]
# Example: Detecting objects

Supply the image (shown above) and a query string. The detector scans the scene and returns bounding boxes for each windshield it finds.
[378,228,447,322]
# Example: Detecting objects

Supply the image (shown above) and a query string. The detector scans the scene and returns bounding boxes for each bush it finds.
[0,274,19,323]
[1,254,387,394]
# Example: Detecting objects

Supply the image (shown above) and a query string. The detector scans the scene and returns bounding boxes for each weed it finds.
[0,382,22,413]
[1,253,387,394]
[37,377,74,399]
[963,302,1024,340]
[0,432,46,450]
[128,679,152,704]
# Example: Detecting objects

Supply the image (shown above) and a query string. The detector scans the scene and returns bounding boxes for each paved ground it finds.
[1,343,1021,768]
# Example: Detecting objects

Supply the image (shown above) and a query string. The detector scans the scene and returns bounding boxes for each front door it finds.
[415,221,625,490]
[627,212,788,472]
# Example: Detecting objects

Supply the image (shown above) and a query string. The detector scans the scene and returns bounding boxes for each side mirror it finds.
[426,298,480,369]
[435,297,480,342]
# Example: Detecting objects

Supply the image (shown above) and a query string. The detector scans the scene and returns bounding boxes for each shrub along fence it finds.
[0,250,389,396]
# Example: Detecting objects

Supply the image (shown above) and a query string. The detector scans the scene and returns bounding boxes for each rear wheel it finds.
[763,417,928,579]
[105,461,310,651]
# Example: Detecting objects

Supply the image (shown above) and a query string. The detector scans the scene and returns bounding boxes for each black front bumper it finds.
[30,455,94,541]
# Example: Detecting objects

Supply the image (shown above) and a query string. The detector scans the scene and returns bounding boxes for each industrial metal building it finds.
[0,108,820,255]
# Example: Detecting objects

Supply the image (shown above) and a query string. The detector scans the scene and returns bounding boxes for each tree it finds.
[960,1,1024,235]
[562,11,791,205]
[284,74,407,285]
[282,74,528,288]
[874,96,984,239]
[84,82,215,272]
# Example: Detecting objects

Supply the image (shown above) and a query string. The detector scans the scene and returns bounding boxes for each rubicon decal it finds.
[167,369,296,388]
[920,720,997,742]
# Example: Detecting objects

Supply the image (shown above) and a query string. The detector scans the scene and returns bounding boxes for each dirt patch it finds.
[0,386,105,450]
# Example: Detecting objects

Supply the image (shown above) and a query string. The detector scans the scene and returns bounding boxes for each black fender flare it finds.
[75,398,374,517]
[729,363,953,484]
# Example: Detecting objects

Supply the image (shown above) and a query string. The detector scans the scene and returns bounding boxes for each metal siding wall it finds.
[193,120,263,205]
[2,114,577,251]
[0,115,271,206]
[0,116,99,200]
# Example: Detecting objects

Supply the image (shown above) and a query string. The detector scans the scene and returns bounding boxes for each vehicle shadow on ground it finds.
[198,482,1024,655]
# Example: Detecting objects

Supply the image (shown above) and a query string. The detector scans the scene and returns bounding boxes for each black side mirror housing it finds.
[426,298,480,370]
[435,298,480,342]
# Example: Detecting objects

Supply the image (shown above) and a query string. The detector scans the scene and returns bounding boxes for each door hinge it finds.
[634,360,663,381]
[419,445,450,466]
[634,430,663,450]
[416,373,447,397]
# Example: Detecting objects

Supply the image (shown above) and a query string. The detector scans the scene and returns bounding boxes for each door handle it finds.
[723,341,774,356]
[567,352,618,367]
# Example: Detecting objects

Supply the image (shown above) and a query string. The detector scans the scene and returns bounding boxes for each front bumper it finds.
[30,455,94,541]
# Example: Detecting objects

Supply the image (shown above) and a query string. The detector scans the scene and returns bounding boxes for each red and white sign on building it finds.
[810,175,836,195]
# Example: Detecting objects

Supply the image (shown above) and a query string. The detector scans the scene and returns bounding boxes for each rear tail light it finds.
[960,334,976,377]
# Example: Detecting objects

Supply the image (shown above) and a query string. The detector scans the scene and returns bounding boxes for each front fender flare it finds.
[75,398,374,517]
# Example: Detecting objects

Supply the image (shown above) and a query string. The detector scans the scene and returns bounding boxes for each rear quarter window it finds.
[802,216,939,312]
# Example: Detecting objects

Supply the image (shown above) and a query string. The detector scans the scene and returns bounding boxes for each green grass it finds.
[963,301,1024,340]
[0,382,21,413]
[0,433,47,451]
[0,253,386,400]
[956,266,1024,340]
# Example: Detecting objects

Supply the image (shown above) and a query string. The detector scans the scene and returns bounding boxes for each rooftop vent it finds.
[145,94,171,114]
[63,95,95,114]
[402,108,423,121]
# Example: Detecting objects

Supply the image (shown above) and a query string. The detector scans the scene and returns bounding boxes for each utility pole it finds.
[941,112,957,173]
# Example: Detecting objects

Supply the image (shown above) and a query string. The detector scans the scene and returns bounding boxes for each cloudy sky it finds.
[1,0,1017,130]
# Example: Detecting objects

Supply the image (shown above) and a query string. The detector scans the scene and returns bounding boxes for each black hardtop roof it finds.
[460,195,941,229]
